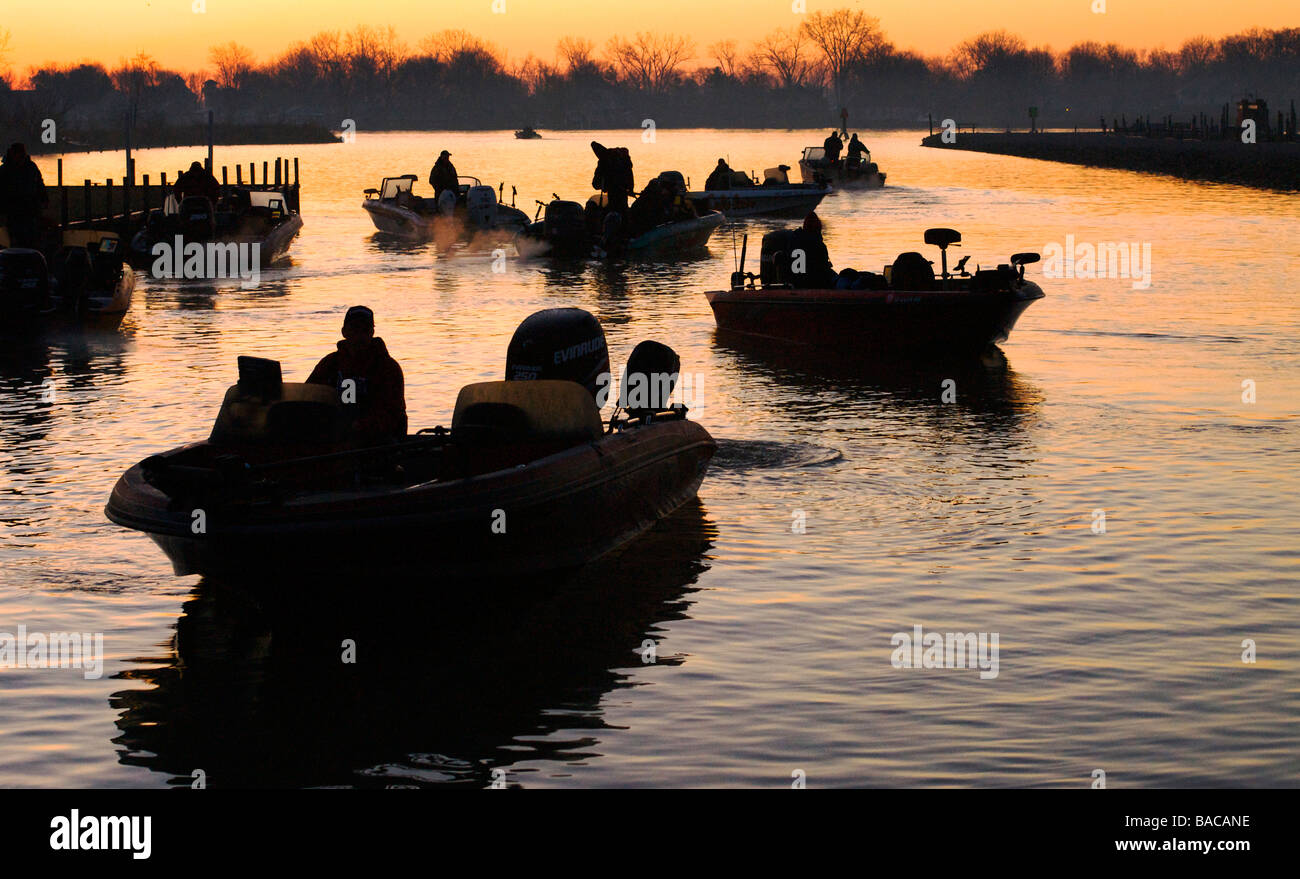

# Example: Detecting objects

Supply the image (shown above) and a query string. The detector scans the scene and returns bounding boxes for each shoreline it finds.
[920,131,1300,191]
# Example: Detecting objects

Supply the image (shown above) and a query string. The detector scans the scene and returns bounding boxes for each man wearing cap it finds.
[429,150,459,201]
[307,306,407,443]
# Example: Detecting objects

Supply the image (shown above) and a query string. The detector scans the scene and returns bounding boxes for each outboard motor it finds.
[620,340,681,414]
[543,200,590,256]
[90,237,125,289]
[890,252,936,291]
[465,185,498,228]
[0,248,51,316]
[178,196,216,241]
[52,247,94,314]
[505,307,609,400]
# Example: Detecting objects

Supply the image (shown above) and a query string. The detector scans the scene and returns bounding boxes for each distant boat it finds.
[706,227,1043,354]
[798,145,886,189]
[684,165,829,218]
[515,127,543,139]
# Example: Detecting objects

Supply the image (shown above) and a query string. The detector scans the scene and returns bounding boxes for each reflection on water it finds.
[110,503,715,788]
[2,130,1297,788]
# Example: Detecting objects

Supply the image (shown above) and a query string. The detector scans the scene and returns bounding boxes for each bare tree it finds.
[346,25,406,80]
[801,10,886,100]
[951,30,1026,79]
[556,36,598,74]
[604,32,694,92]
[0,27,12,87]
[753,27,814,88]
[209,42,255,89]
[1177,36,1217,72]
[709,39,741,79]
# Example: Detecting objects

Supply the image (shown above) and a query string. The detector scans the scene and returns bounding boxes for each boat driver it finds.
[430,150,459,201]
[846,134,868,168]
[705,158,733,191]
[307,305,408,443]
[174,161,221,204]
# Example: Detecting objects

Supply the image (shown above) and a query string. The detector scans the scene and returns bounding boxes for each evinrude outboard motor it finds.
[505,307,609,399]
[620,340,681,414]
[466,185,498,228]
[178,196,216,241]
[0,248,51,317]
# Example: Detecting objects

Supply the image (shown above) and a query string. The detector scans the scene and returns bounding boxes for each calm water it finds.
[2,130,1297,788]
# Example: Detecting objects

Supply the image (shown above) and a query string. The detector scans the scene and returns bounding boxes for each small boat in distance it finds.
[685,165,830,218]
[705,227,1043,355]
[105,308,715,579]
[515,127,543,139]
[798,145,886,189]
[362,174,529,241]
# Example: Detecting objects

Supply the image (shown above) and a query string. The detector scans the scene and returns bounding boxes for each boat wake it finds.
[708,439,843,473]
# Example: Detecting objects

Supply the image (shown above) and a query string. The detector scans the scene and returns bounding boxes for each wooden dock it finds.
[35,156,303,237]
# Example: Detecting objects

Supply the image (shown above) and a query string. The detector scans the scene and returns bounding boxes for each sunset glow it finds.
[3,0,1298,74]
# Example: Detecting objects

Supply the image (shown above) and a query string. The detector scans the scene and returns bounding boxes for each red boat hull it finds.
[705,283,1043,353]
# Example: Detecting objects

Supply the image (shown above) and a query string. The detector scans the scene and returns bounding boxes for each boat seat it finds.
[451,380,602,447]
[210,381,347,445]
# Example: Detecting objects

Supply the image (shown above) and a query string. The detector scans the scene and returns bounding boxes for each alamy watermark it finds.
[890,624,1000,679]
[151,238,261,288]
[0,625,104,679]
[1041,234,1152,289]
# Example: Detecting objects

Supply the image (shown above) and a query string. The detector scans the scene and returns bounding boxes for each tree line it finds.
[1,15,1297,136]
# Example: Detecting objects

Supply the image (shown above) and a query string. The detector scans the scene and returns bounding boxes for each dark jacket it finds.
[822,134,842,161]
[0,155,48,219]
[174,166,220,203]
[306,337,407,441]
[705,164,732,191]
[430,157,459,195]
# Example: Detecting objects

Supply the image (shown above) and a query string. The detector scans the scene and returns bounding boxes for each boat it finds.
[130,184,303,273]
[798,146,886,189]
[362,174,529,241]
[705,227,1043,354]
[514,127,543,139]
[0,232,136,331]
[685,165,830,218]
[516,194,724,259]
[104,308,715,579]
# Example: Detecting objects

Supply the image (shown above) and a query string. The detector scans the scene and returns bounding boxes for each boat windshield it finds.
[457,175,483,188]
[380,176,416,199]
[803,147,827,162]
[248,190,286,209]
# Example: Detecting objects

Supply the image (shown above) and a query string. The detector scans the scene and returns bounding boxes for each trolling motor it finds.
[924,228,962,284]
[730,232,757,290]
[1009,252,1040,282]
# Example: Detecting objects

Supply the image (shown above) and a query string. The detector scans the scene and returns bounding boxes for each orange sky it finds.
[2,0,1296,74]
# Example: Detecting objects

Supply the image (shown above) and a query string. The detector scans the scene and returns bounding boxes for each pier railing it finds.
[25,156,302,239]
